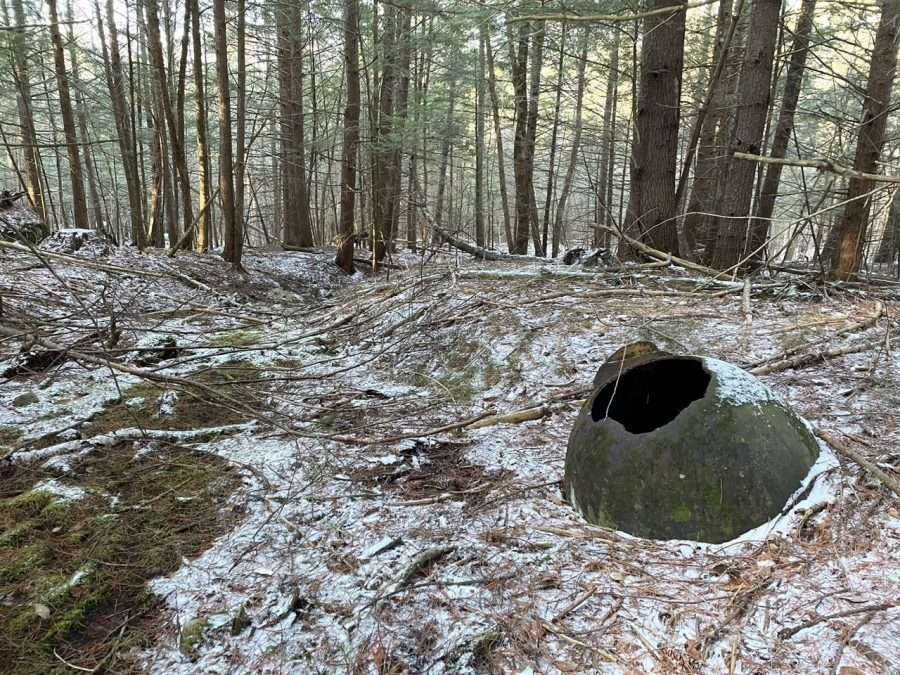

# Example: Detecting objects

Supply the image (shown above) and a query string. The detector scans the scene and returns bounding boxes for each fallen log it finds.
[414,188,551,264]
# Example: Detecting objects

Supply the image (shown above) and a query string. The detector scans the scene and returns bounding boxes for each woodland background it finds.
[1,0,899,279]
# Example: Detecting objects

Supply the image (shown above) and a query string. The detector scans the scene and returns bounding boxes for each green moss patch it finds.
[81,363,264,435]
[208,329,263,348]
[0,427,23,454]
[0,443,245,674]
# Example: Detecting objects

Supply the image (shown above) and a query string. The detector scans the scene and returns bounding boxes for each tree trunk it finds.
[830,0,900,279]
[510,24,530,254]
[553,30,589,257]
[214,0,240,268]
[144,0,193,240]
[619,0,686,259]
[525,20,546,256]
[752,0,816,245]
[66,1,103,230]
[709,0,783,271]
[484,29,513,251]
[10,0,45,220]
[373,5,398,262]
[235,0,246,235]
[875,188,900,266]
[336,0,361,274]
[542,27,566,255]
[189,0,211,252]
[682,0,736,259]
[433,78,457,236]
[390,8,411,253]
[475,32,487,249]
[278,1,315,249]
[596,31,620,247]
[46,0,90,231]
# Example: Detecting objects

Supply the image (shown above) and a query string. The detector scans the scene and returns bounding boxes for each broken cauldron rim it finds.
[587,353,786,434]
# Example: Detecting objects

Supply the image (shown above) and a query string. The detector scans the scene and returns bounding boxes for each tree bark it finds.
[235,0,247,235]
[510,24,531,254]
[709,0,783,271]
[484,29,513,251]
[875,188,900,266]
[682,0,736,259]
[432,77,457,237]
[336,0,361,274]
[554,30,589,257]
[619,0,686,259]
[525,20,546,256]
[66,0,103,230]
[391,8,412,252]
[144,0,193,240]
[475,32,487,249]
[752,0,817,254]
[542,27,566,255]
[830,0,900,279]
[10,0,45,220]
[214,0,240,267]
[278,1,315,249]
[46,0,90,231]
[596,31,620,247]
[189,0,211,252]
[373,5,398,262]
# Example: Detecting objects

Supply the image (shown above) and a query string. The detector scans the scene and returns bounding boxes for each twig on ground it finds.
[816,429,900,497]
[778,600,897,640]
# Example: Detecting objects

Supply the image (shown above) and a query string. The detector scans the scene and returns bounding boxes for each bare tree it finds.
[10,0,45,219]
[336,0,361,274]
[475,31,486,249]
[553,29,589,257]
[620,0,686,259]
[483,29,513,250]
[752,0,817,253]
[709,0,783,270]
[278,1,314,249]
[189,0,211,252]
[144,0,193,239]
[214,0,240,268]
[830,0,900,279]
[47,0,90,230]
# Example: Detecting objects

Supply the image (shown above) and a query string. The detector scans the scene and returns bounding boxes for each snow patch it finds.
[703,356,779,406]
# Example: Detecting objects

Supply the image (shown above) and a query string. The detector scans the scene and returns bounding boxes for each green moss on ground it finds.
[81,363,263,435]
[209,329,263,348]
[0,427,23,454]
[0,442,244,674]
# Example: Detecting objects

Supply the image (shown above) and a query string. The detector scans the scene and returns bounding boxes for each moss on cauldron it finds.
[563,349,819,544]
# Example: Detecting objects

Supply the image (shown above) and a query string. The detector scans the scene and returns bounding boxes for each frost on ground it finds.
[1,245,899,674]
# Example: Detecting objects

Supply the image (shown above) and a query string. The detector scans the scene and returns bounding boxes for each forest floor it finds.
[1,241,899,674]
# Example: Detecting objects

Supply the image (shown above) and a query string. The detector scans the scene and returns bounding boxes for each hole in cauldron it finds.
[590,358,710,433]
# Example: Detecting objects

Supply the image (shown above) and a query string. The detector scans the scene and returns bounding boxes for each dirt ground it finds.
[1,244,898,674]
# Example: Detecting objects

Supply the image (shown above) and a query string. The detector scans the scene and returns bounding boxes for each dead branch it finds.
[167,186,220,256]
[778,600,898,640]
[0,240,170,279]
[508,0,716,24]
[747,301,884,371]
[4,423,254,465]
[815,429,900,497]
[470,386,593,430]
[593,223,722,277]
[734,153,900,185]
[414,188,550,263]
[749,339,882,376]
[0,324,288,433]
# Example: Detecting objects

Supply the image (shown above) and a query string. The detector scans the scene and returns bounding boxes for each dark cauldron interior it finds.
[591,358,711,433]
